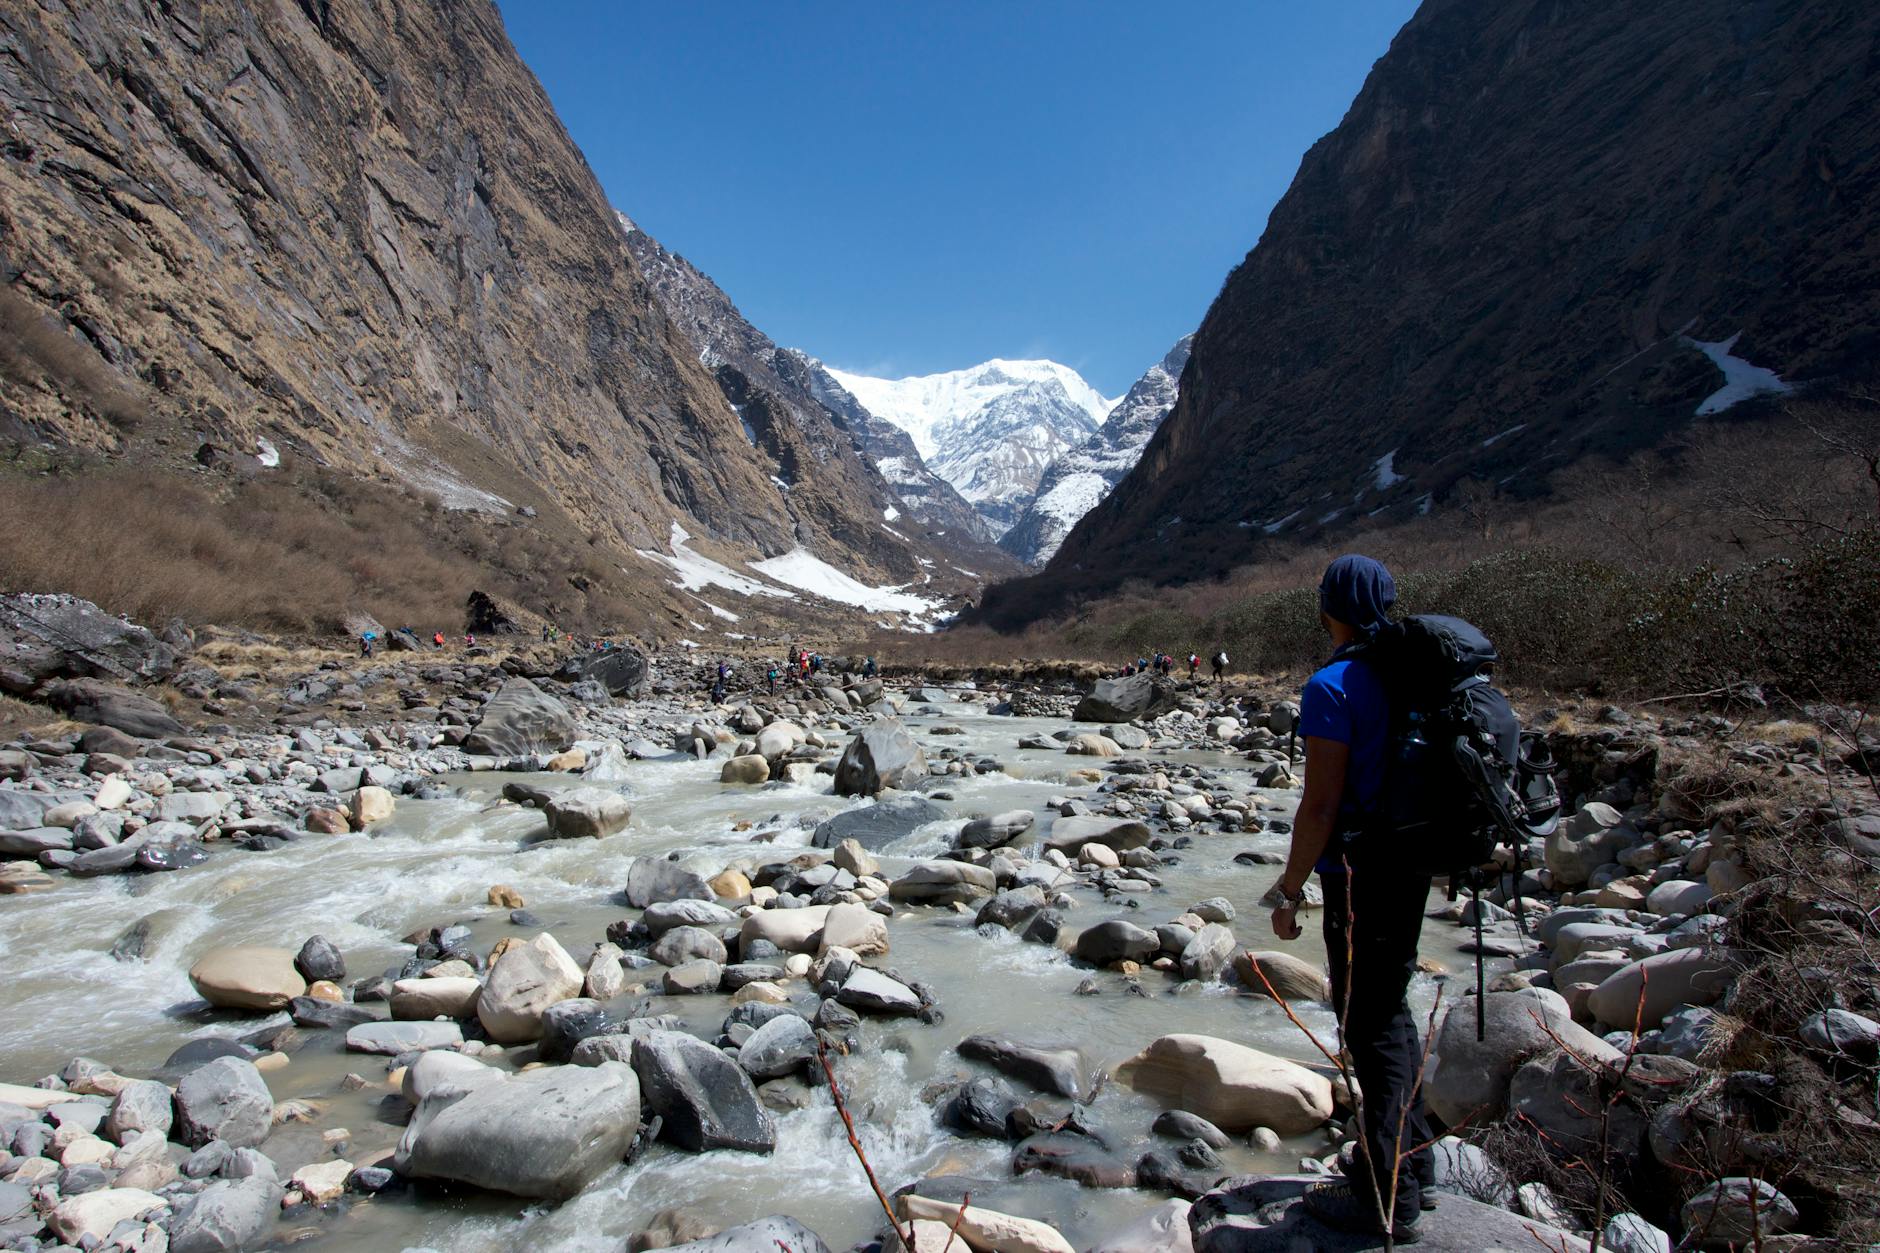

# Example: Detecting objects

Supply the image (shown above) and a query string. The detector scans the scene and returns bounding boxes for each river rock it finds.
[391,977,482,1020]
[1645,879,1712,917]
[188,947,307,1012]
[1510,1049,1647,1157]
[1180,924,1236,981]
[1586,947,1733,1030]
[1073,919,1159,966]
[899,1194,1075,1253]
[889,860,996,905]
[43,678,184,738]
[818,901,888,955]
[977,884,1049,930]
[664,1216,834,1252]
[942,1076,1022,1138]
[1088,1198,1194,1253]
[1545,801,1636,888]
[174,1057,273,1148]
[737,1014,818,1080]
[740,904,831,954]
[0,826,73,856]
[1153,1109,1230,1148]
[545,787,632,838]
[811,794,947,850]
[476,933,583,1043]
[644,898,737,935]
[1188,1174,1590,1252]
[462,678,576,756]
[104,1080,173,1144]
[754,721,805,761]
[1073,673,1177,724]
[632,1030,776,1153]
[1114,1034,1334,1135]
[168,1176,282,1253]
[45,1186,168,1243]
[959,809,1035,849]
[293,935,346,984]
[719,754,770,785]
[1066,733,1122,757]
[836,967,921,1015]
[398,1061,641,1199]
[351,785,396,826]
[346,1020,464,1054]
[958,1035,1089,1099]
[625,856,714,907]
[663,959,724,995]
[1231,951,1330,1001]
[651,925,729,966]
[1044,816,1152,853]
[1680,1178,1798,1246]
[833,720,927,795]
[831,838,878,877]
[1425,990,1622,1126]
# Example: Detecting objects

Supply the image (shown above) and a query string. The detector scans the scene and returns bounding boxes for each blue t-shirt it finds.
[1299,653,1389,870]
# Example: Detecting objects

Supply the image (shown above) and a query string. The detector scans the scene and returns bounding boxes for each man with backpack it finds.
[1210,649,1228,682]
[1268,554,1435,1242]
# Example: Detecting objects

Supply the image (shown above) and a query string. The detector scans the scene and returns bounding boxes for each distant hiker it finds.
[1211,649,1228,681]
[1268,554,1433,1241]
[799,651,811,680]
[1135,656,1148,675]
[862,655,877,679]
[359,631,375,657]
[712,661,728,703]
[766,665,779,695]
[1187,652,1200,679]
[465,633,475,649]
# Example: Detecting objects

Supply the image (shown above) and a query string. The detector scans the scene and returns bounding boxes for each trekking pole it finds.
[1471,871,1487,1042]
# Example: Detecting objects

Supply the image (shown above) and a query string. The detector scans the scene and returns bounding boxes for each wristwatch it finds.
[1276,883,1307,906]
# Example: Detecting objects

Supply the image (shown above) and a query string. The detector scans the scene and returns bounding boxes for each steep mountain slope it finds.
[617,212,1009,571]
[828,361,1114,536]
[0,0,947,623]
[999,335,1193,566]
[997,0,1880,612]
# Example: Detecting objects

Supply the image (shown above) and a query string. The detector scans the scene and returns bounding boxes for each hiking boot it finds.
[1337,1155,1439,1210]
[1302,1179,1423,1244]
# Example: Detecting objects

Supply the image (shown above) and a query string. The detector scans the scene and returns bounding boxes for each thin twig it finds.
[941,1192,972,1253]
[817,1038,915,1248]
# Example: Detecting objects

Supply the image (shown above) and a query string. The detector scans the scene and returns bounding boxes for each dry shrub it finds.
[0,286,146,430]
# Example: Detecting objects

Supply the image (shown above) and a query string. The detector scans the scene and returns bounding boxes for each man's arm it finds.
[1270,735,1349,941]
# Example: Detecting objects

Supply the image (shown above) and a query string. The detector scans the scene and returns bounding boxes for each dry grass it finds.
[0,285,147,431]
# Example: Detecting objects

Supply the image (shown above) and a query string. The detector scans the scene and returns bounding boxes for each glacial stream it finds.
[0,689,1476,1251]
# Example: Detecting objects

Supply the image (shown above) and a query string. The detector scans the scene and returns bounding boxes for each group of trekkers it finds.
[713,649,878,700]
[1126,648,1230,682]
[357,626,476,656]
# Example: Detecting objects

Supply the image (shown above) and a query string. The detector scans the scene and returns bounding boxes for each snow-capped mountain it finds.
[826,360,1116,536]
[999,335,1193,566]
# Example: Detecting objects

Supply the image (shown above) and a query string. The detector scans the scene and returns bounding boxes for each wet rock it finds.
[719,754,770,785]
[833,720,927,795]
[1014,1131,1136,1188]
[294,936,346,985]
[811,794,947,851]
[477,932,583,1043]
[397,1061,641,1199]
[941,1077,1022,1139]
[663,1215,834,1252]
[976,884,1048,930]
[1073,673,1178,724]
[1087,1198,1194,1253]
[1230,951,1330,1001]
[958,1035,1090,1099]
[1135,1148,1214,1198]
[1020,908,1066,947]
[1043,816,1152,854]
[1066,733,1122,757]
[1680,1178,1798,1246]
[545,787,632,838]
[836,967,921,1016]
[889,860,996,905]
[188,946,307,1012]
[1425,990,1622,1126]
[958,809,1035,849]
[1072,920,1159,966]
[537,998,616,1062]
[1153,1109,1230,1149]
[1114,1034,1334,1135]
[631,1029,776,1153]
[1180,924,1236,981]
[737,1014,818,1081]
[345,1020,463,1054]
[625,856,714,908]
[462,678,576,756]
[663,959,724,995]
[292,996,388,1029]
[174,1057,273,1149]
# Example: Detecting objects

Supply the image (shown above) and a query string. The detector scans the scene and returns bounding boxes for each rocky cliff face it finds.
[619,215,1011,574]
[0,0,938,601]
[999,335,1192,567]
[1014,0,1880,606]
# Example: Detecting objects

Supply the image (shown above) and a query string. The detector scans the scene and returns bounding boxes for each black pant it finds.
[1321,859,1436,1210]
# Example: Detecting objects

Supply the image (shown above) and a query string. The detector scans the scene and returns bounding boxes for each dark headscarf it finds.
[1318,554,1397,636]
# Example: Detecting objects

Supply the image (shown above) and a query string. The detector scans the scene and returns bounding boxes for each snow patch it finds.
[883,505,901,522]
[255,438,280,468]
[634,523,792,600]
[1685,332,1791,415]
[1263,510,1302,534]
[1481,423,1526,448]
[749,549,943,618]
[1373,449,1405,490]
[693,598,739,622]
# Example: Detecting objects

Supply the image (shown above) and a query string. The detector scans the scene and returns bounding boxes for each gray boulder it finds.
[168,1177,282,1253]
[545,788,632,839]
[462,678,576,756]
[632,1030,776,1153]
[1073,673,1177,723]
[832,721,926,796]
[1043,816,1152,853]
[173,1057,273,1149]
[958,810,1035,849]
[642,899,737,935]
[559,648,649,699]
[105,1080,173,1144]
[650,925,728,967]
[1181,924,1236,981]
[625,856,713,908]
[1189,1174,1590,1251]
[1073,919,1160,967]
[42,678,184,738]
[397,1061,641,1199]
[665,1217,833,1253]
[0,593,181,691]
[1425,990,1621,1126]
[957,1034,1089,1099]
[811,794,948,851]
[737,1014,818,1081]
[835,968,921,1016]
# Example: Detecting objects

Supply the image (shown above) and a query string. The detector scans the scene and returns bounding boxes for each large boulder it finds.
[1181,924,1236,982]
[187,947,306,1012]
[737,1014,818,1081]
[819,902,888,956]
[631,1030,776,1153]
[173,1056,273,1148]
[1586,947,1734,1031]
[41,678,184,738]
[1114,1034,1334,1135]
[1188,1174,1591,1252]
[544,787,632,838]
[1043,816,1152,854]
[0,594,181,692]
[1231,951,1331,1001]
[625,856,713,908]
[396,1060,641,1199]
[44,1188,170,1245]
[462,678,576,756]
[476,933,583,1043]
[558,647,650,699]
[889,860,997,905]
[719,754,770,785]
[1544,801,1637,888]
[1072,673,1178,724]
[958,1035,1090,1099]
[1424,990,1622,1126]
[664,1217,835,1253]
[168,1177,282,1253]
[739,905,832,955]
[811,795,947,850]
[1073,919,1160,966]
[958,810,1035,849]
[833,720,927,795]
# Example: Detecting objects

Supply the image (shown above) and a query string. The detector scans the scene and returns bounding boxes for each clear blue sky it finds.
[496,2,1417,394]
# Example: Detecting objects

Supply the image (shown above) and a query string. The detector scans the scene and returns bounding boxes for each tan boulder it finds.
[305,808,350,834]
[720,754,770,785]
[898,1195,1073,1253]
[1232,950,1331,1002]
[188,946,307,1011]
[1587,946,1734,1030]
[46,1189,168,1244]
[818,902,889,957]
[488,884,524,909]
[739,905,832,955]
[476,933,582,1043]
[1065,734,1121,758]
[709,868,753,900]
[350,786,395,825]
[392,977,482,1020]
[1113,1033,1334,1135]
